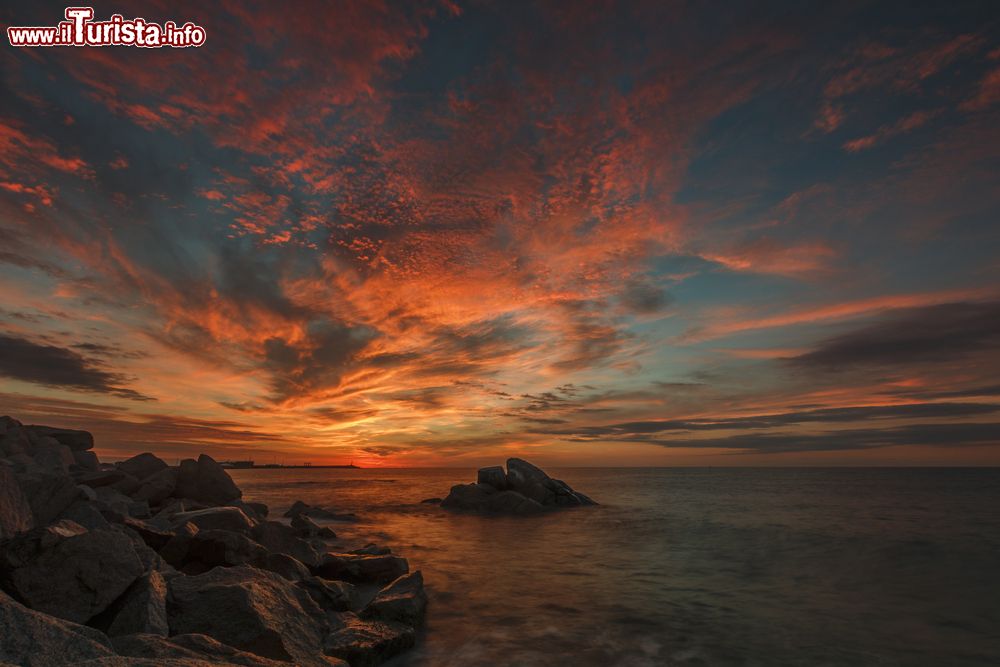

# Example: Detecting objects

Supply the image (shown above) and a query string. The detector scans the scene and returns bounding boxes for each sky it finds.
[1,1,999,467]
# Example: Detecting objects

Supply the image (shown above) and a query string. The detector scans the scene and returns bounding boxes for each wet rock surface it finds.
[0,414,427,667]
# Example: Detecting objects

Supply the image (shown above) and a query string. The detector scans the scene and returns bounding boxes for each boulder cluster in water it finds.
[0,415,426,667]
[436,458,597,515]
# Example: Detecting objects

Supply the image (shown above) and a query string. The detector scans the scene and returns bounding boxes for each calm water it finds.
[231,468,1000,666]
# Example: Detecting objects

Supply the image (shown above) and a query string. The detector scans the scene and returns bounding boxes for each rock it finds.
[57,500,110,531]
[167,566,333,666]
[25,425,94,451]
[292,514,336,539]
[174,454,241,505]
[73,469,126,488]
[111,632,289,666]
[350,543,391,556]
[0,426,30,458]
[251,520,323,569]
[362,572,427,627]
[171,506,256,534]
[122,516,173,551]
[0,464,33,539]
[477,465,507,490]
[324,613,415,667]
[0,415,21,432]
[0,589,115,665]
[116,453,168,481]
[298,577,357,613]
[284,501,356,522]
[159,522,199,567]
[234,500,269,521]
[184,529,269,571]
[505,457,551,489]
[32,437,74,473]
[110,472,142,497]
[15,470,81,525]
[95,486,150,518]
[261,553,312,582]
[106,570,169,637]
[0,521,143,623]
[439,483,496,511]
[72,449,100,471]
[315,553,409,584]
[486,490,545,515]
[420,497,442,504]
[440,458,596,514]
[133,468,178,505]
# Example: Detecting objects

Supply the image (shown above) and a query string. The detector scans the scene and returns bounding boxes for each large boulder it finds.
[105,570,169,637]
[361,572,427,627]
[72,449,100,472]
[0,425,30,457]
[441,458,596,515]
[32,437,74,473]
[252,520,323,568]
[116,453,168,481]
[15,470,81,525]
[171,506,256,534]
[0,521,144,623]
[183,529,269,571]
[0,464,34,538]
[292,513,336,539]
[167,566,335,666]
[476,465,507,490]
[324,613,415,667]
[174,454,241,505]
[315,553,409,584]
[25,425,94,451]
[439,483,496,511]
[298,577,357,613]
[0,589,115,665]
[111,632,289,666]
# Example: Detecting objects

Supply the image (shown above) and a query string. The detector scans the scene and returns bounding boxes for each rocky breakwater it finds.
[437,458,597,515]
[0,416,427,667]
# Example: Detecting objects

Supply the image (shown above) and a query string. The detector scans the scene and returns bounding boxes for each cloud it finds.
[0,333,153,401]
[788,301,1000,368]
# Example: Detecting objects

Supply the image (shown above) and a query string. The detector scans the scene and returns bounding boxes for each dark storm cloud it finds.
[534,402,1000,438]
[0,333,153,401]
[789,301,1000,369]
[641,422,1000,454]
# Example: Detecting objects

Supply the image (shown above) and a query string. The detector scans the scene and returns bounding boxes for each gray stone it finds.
[0,521,143,623]
[73,469,126,488]
[174,454,241,505]
[111,632,290,666]
[106,570,169,637]
[171,506,256,534]
[72,449,100,472]
[439,482,496,511]
[167,566,332,666]
[57,500,110,531]
[31,437,74,473]
[0,464,33,539]
[261,553,312,582]
[159,522,199,567]
[292,513,336,539]
[298,577,357,613]
[116,453,168,481]
[184,529,269,571]
[0,589,115,665]
[316,553,409,584]
[25,425,94,451]
[133,467,177,505]
[487,490,546,515]
[0,426,30,458]
[251,520,322,568]
[324,613,415,667]
[477,465,507,490]
[362,571,427,627]
[15,470,81,525]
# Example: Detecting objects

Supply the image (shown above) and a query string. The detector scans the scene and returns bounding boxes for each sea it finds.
[230,467,1000,667]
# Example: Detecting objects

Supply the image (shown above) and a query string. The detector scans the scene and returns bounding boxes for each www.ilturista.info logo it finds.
[7,7,206,48]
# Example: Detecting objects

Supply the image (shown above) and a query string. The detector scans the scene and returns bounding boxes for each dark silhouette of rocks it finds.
[0,415,426,667]
[440,457,597,514]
